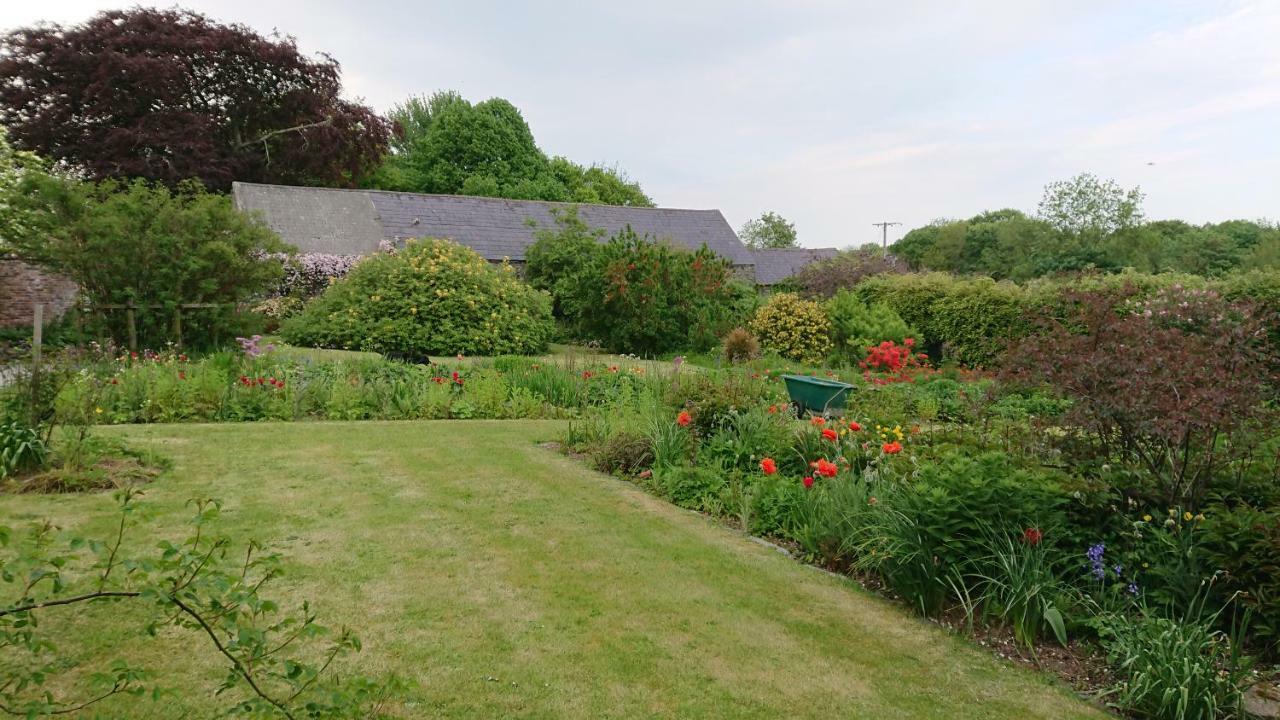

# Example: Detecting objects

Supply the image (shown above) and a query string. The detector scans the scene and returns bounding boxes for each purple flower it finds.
[1127,583,1139,596]
[1086,543,1106,581]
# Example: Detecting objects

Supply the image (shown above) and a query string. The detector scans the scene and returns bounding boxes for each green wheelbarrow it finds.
[781,374,854,417]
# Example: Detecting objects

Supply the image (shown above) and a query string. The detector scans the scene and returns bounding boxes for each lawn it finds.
[4,421,1106,719]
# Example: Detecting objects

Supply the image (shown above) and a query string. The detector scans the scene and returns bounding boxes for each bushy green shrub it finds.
[1201,505,1280,654]
[527,214,746,354]
[9,177,286,349]
[749,292,832,365]
[825,290,919,366]
[281,238,554,356]
[852,452,1071,614]
[657,466,726,512]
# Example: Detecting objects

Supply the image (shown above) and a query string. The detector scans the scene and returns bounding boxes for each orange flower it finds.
[821,428,838,442]
[676,411,692,427]
[760,457,777,475]
[767,405,778,414]
[810,416,826,427]
[815,458,838,477]
[882,441,903,454]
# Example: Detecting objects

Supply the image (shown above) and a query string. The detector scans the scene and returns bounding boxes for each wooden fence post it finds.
[172,306,183,348]
[30,303,43,427]
[126,302,138,352]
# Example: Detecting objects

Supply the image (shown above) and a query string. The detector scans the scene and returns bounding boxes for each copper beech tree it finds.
[0,8,391,190]
[1002,286,1276,508]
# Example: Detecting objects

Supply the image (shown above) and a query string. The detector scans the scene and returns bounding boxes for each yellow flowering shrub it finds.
[281,238,553,355]
[748,292,832,364]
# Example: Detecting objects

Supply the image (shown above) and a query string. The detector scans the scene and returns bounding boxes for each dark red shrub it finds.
[1002,285,1276,507]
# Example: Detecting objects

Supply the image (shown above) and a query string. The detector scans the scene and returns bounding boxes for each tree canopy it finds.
[0,8,391,191]
[891,173,1280,280]
[370,91,654,207]
[738,211,798,249]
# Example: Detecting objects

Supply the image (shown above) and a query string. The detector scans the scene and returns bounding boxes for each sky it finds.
[3,1,1278,249]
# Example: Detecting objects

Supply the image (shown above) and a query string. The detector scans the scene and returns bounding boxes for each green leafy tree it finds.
[1037,173,1144,239]
[0,126,46,251]
[370,91,653,207]
[524,207,605,322]
[738,211,798,249]
[8,176,286,348]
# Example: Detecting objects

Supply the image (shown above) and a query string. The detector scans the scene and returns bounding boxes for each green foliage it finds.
[371,91,652,206]
[656,465,726,512]
[825,290,919,366]
[854,273,1025,366]
[892,173,1279,280]
[0,420,47,478]
[9,177,286,348]
[0,489,396,716]
[749,292,832,365]
[536,223,742,354]
[524,207,605,320]
[281,238,554,356]
[1098,602,1250,720]
[852,453,1070,615]
[738,211,797,249]
[0,126,47,251]
[972,528,1071,648]
[1037,173,1145,240]
[1201,505,1280,654]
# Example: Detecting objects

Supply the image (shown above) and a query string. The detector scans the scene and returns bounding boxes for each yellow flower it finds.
[1183,511,1193,521]
[1194,513,1205,522]
[94,407,103,414]
[1142,514,1152,522]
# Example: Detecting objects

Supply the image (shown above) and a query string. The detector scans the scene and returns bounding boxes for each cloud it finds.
[1,1,1275,244]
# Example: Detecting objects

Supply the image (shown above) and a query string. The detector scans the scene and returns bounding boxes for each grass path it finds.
[4,421,1105,718]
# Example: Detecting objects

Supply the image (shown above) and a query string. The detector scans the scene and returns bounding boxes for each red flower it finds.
[177,371,186,380]
[582,371,594,379]
[821,428,838,441]
[608,365,619,373]
[882,441,903,454]
[767,405,778,414]
[802,476,814,489]
[848,421,862,432]
[815,458,838,477]
[1022,527,1043,546]
[110,378,119,385]
[810,416,826,427]
[676,411,692,427]
[760,457,777,475]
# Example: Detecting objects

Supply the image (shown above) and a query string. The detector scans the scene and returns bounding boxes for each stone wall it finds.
[0,256,79,327]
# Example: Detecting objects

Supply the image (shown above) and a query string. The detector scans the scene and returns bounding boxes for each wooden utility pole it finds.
[872,221,902,250]
[30,304,42,427]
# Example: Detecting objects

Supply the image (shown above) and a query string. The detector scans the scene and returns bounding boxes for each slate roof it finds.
[232,182,755,267]
[750,247,840,286]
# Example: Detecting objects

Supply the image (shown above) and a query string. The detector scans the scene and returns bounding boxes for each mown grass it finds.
[3,421,1105,718]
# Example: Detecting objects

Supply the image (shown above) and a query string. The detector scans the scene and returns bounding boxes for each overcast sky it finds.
[4,2,1278,248]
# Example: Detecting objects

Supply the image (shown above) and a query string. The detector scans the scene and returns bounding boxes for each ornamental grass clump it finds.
[281,237,554,356]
